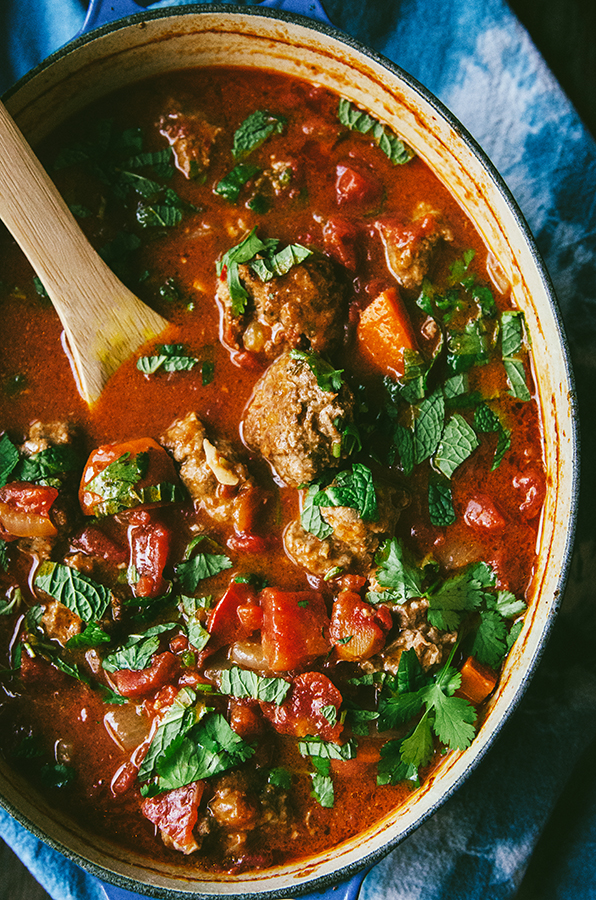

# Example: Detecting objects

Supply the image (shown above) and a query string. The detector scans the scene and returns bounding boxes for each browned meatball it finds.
[217,251,346,359]
[242,351,355,488]
[375,202,453,290]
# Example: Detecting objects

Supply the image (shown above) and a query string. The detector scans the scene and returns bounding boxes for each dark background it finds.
[1,0,595,897]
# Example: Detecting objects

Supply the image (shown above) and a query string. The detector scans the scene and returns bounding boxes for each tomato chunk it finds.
[322,217,360,270]
[72,525,128,564]
[0,482,58,538]
[330,591,393,661]
[206,581,259,653]
[357,287,417,378]
[261,671,343,741]
[113,651,180,699]
[79,437,180,517]
[141,781,204,854]
[335,161,383,210]
[260,588,330,672]
[464,494,506,532]
[127,514,172,598]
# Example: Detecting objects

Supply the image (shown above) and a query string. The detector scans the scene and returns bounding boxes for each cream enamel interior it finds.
[1,10,577,898]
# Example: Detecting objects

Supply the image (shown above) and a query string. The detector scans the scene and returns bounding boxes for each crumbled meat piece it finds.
[284,483,406,577]
[242,351,355,487]
[375,202,453,290]
[20,420,75,456]
[160,412,259,533]
[159,104,221,179]
[41,600,82,646]
[360,596,457,672]
[216,251,346,358]
[208,772,259,831]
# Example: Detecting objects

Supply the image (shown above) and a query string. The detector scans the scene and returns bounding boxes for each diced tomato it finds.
[0,482,58,538]
[322,217,360,270]
[229,699,264,739]
[261,671,343,742]
[207,581,259,652]
[79,437,180,517]
[456,656,498,705]
[330,591,393,662]
[260,588,330,672]
[512,470,545,520]
[141,781,204,854]
[464,495,506,532]
[71,525,128,564]
[335,573,367,593]
[227,531,270,553]
[357,287,417,379]
[170,634,189,653]
[113,651,180,699]
[127,515,172,598]
[335,161,383,210]
[236,603,263,633]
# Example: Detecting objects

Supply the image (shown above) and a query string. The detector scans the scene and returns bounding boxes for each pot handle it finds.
[81,0,331,34]
[101,866,368,899]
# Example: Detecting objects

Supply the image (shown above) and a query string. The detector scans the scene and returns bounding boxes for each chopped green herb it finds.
[338,98,414,165]
[176,536,232,593]
[433,413,479,479]
[219,666,291,705]
[137,344,198,375]
[35,561,112,623]
[102,623,177,673]
[289,349,344,393]
[215,163,260,202]
[232,110,286,159]
[313,463,378,522]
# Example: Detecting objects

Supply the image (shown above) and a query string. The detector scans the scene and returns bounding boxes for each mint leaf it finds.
[214,163,260,202]
[338,98,414,165]
[35,561,111,622]
[65,621,111,650]
[504,358,531,401]
[251,243,313,281]
[176,537,232,593]
[314,463,378,522]
[219,666,291,705]
[501,311,525,357]
[413,388,445,464]
[0,434,19,487]
[232,110,286,159]
[433,414,479,479]
[301,482,334,539]
[428,480,456,527]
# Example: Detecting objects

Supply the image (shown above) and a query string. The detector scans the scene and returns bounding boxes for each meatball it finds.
[242,351,355,488]
[217,250,346,358]
[284,483,407,577]
[375,202,453,290]
[160,412,260,534]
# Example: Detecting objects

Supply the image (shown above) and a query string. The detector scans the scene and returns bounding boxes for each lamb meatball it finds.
[242,351,355,488]
[217,249,346,359]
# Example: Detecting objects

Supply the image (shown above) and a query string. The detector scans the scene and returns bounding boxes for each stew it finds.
[0,66,545,873]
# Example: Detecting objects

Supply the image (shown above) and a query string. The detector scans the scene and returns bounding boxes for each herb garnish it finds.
[231,110,287,160]
[338,98,414,165]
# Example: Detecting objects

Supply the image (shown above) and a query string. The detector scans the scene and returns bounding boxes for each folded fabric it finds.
[0,2,595,900]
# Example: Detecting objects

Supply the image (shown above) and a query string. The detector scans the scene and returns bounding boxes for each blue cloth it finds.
[1,1,595,899]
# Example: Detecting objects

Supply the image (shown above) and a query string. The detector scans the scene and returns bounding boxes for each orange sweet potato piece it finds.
[357,287,417,378]
[457,656,498,705]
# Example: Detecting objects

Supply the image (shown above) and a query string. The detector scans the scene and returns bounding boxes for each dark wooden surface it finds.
[1,1,594,898]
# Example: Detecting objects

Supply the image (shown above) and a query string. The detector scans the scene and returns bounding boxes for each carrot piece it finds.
[457,656,498,705]
[357,287,417,378]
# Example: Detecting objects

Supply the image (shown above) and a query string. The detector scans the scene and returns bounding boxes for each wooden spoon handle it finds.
[0,100,167,404]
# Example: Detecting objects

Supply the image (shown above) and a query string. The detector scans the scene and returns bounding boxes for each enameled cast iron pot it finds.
[0,2,579,898]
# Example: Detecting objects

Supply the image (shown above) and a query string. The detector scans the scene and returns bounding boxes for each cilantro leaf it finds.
[289,349,344,393]
[35,561,111,623]
[102,623,177,673]
[471,608,508,668]
[377,738,420,786]
[421,681,476,750]
[137,344,198,375]
[16,445,81,485]
[374,538,424,603]
[65,621,111,650]
[399,714,435,767]
[176,537,232,593]
[137,686,200,781]
[250,243,312,281]
[0,434,20,487]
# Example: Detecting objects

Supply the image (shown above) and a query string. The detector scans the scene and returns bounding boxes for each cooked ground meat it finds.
[361,596,457,672]
[159,102,221,179]
[375,202,453,290]
[217,251,346,358]
[19,419,75,456]
[242,351,355,488]
[284,483,406,577]
[160,412,260,533]
[41,599,82,646]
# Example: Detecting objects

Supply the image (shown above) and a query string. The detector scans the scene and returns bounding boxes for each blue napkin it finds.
[1,2,595,899]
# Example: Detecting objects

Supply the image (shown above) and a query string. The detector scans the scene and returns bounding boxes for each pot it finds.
[0,3,579,898]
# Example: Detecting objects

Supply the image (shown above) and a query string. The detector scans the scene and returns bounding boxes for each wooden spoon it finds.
[0,100,168,405]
